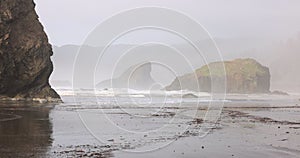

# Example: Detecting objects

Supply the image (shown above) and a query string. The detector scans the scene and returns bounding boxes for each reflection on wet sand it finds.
[0,94,300,158]
[0,101,54,158]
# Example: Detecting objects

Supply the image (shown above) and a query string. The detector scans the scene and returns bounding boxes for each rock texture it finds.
[166,58,270,93]
[97,62,155,90]
[0,0,60,101]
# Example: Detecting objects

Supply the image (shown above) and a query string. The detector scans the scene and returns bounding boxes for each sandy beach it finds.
[1,92,299,158]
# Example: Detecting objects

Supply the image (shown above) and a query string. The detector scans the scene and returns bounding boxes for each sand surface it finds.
[0,93,300,157]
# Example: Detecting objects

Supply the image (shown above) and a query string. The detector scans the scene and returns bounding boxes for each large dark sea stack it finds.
[166,58,270,93]
[0,0,60,101]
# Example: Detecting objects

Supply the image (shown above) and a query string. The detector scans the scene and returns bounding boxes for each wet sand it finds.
[0,94,300,158]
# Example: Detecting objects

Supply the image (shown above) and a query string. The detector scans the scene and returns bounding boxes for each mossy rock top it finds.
[196,58,269,78]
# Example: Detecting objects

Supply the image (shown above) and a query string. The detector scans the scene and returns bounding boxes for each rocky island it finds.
[0,0,60,102]
[166,58,271,93]
[97,62,155,90]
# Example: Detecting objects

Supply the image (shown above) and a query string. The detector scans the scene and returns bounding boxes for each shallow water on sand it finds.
[1,92,300,158]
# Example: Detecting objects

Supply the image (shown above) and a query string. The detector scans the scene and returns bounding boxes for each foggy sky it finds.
[34,0,300,46]
[34,0,300,92]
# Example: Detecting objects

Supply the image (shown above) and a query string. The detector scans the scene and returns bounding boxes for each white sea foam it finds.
[56,88,211,98]
[55,88,233,105]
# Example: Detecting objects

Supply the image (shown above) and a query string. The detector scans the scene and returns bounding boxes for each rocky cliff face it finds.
[0,0,60,101]
[97,62,155,90]
[166,58,270,93]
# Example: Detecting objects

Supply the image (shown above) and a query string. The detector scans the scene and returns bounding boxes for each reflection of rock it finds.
[97,62,155,90]
[0,104,52,157]
[271,90,289,96]
[166,58,270,93]
[182,93,198,98]
[0,0,60,101]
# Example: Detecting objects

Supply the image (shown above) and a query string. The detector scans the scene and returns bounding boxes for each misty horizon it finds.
[50,34,300,93]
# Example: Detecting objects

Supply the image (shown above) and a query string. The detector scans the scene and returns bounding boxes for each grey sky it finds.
[34,0,300,46]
